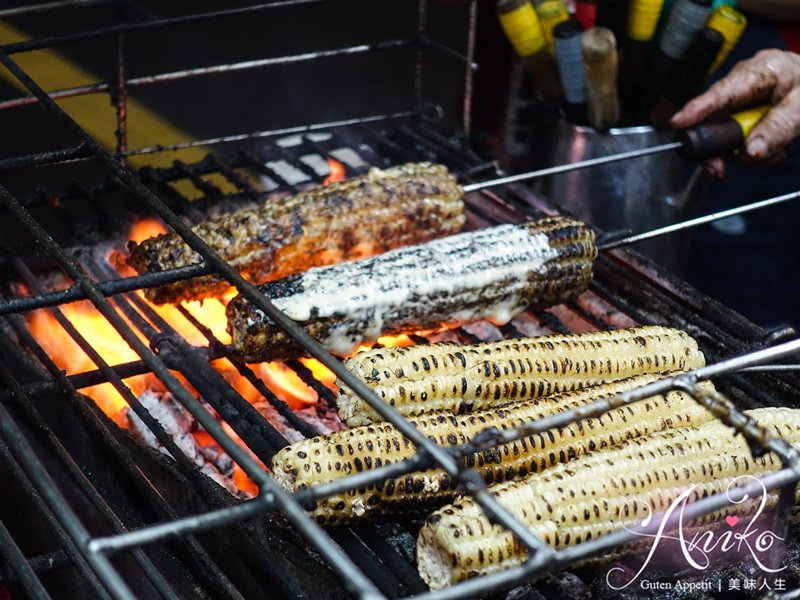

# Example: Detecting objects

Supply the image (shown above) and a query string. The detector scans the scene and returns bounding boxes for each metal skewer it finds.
[598,189,800,251]
[462,105,771,195]
[461,141,683,193]
[458,129,799,255]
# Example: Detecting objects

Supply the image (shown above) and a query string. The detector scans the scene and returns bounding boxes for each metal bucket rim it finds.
[563,121,661,136]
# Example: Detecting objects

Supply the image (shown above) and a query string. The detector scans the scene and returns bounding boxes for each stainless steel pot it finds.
[535,118,710,273]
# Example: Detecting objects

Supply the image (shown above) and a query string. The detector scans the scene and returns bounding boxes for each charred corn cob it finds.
[127,162,465,304]
[336,325,705,426]
[271,374,715,524]
[417,407,800,590]
[227,216,597,361]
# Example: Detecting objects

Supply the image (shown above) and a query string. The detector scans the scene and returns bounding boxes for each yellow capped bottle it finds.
[497,0,564,103]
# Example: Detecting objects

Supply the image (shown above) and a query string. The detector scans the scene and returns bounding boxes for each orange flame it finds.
[129,217,168,243]
[24,218,330,494]
[298,334,415,390]
[27,300,143,427]
[25,216,422,495]
[323,158,346,185]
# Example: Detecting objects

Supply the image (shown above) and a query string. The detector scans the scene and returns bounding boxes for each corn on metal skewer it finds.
[337,325,705,426]
[227,215,597,361]
[474,335,800,458]
[417,406,800,590]
[272,373,716,524]
[88,337,800,571]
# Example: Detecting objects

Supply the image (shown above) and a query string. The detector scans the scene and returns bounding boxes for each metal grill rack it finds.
[2,2,800,599]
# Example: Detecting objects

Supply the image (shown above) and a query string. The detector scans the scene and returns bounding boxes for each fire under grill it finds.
[2,2,800,599]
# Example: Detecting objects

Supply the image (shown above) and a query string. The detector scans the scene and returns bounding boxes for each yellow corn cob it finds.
[336,325,705,427]
[417,407,800,590]
[271,374,715,524]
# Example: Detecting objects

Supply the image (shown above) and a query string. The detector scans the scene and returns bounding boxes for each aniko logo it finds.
[606,475,787,591]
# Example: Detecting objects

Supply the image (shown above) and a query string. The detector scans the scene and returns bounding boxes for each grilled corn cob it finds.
[336,325,705,426]
[227,216,597,361]
[271,374,715,524]
[417,407,800,590]
[127,162,465,304]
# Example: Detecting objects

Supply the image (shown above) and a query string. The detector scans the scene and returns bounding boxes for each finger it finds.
[767,51,800,99]
[745,88,800,160]
[671,57,779,128]
[672,70,773,127]
[739,148,786,167]
[670,93,723,129]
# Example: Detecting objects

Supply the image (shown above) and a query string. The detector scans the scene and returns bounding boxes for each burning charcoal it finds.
[127,390,243,496]
[546,572,592,600]
[504,584,549,600]
[460,320,505,342]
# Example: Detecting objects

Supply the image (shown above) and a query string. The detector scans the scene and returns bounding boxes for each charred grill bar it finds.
[1,1,800,599]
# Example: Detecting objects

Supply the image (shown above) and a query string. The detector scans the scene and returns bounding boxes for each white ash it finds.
[460,320,505,342]
[328,147,367,169]
[510,312,554,337]
[259,175,280,192]
[546,304,598,334]
[424,329,463,344]
[264,160,311,186]
[372,523,416,565]
[275,132,332,148]
[575,290,638,329]
[250,399,346,442]
[299,153,331,177]
[250,399,305,444]
[127,390,240,496]
[293,404,346,435]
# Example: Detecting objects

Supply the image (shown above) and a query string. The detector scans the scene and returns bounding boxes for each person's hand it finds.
[670,49,800,177]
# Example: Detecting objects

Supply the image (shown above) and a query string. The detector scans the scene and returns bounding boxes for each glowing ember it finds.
[255,362,318,405]
[298,357,337,390]
[323,158,346,185]
[221,422,261,497]
[128,217,168,243]
[152,295,232,347]
[24,217,427,496]
[297,334,415,391]
[376,333,415,350]
[23,218,327,494]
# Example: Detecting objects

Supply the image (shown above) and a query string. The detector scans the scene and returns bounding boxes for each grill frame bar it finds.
[0,311,304,599]
[4,131,800,598]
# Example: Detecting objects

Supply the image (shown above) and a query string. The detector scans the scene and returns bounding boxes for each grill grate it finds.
[2,2,800,599]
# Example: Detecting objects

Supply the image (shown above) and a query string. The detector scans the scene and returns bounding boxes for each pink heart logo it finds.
[726,516,739,527]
